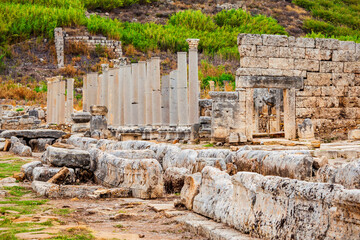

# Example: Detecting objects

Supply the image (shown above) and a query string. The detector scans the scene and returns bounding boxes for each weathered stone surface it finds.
[47,167,71,184]
[191,167,360,240]
[28,138,55,152]
[163,149,197,171]
[180,172,202,210]
[31,181,131,198]
[21,161,43,180]
[71,112,91,123]
[43,146,91,169]
[109,149,155,159]
[67,135,98,150]
[262,34,288,47]
[298,118,315,139]
[96,139,155,151]
[150,144,181,167]
[164,167,189,193]
[89,149,163,199]
[71,123,90,133]
[0,130,66,139]
[237,34,262,45]
[90,115,107,132]
[230,150,313,180]
[32,166,76,183]
[193,167,233,223]
[9,136,32,157]
[317,159,360,189]
[237,76,303,89]
[90,105,108,116]
[349,129,360,140]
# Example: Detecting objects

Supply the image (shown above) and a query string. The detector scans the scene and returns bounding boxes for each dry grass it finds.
[65,41,90,56]
[59,64,85,77]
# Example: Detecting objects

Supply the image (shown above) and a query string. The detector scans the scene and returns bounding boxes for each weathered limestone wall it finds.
[237,34,360,137]
[188,166,360,240]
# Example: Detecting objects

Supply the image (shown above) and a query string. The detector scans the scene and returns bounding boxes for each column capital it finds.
[186,39,200,50]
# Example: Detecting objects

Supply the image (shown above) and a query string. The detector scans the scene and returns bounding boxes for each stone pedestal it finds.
[71,112,91,133]
[90,106,108,139]
[284,88,296,139]
[298,118,315,140]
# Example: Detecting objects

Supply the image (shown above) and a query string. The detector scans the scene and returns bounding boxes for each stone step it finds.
[175,212,259,240]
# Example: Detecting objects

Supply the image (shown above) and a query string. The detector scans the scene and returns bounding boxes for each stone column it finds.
[107,69,116,125]
[53,79,59,124]
[58,79,66,124]
[145,60,152,125]
[275,89,281,132]
[245,88,254,141]
[54,28,64,68]
[100,64,109,107]
[124,65,132,126]
[82,75,88,112]
[66,78,74,123]
[87,72,98,111]
[118,66,125,126]
[209,81,215,91]
[46,78,54,124]
[138,61,146,126]
[169,70,178,126]
[152,57,161,126]
[177,52,189,126]
[113,68,120,127]
[284,88,296,139]
[187,39,200,125]
[161,75,170,126]
[131,63,139,126]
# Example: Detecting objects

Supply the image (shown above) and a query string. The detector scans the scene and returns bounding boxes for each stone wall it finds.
[237,34,360,137]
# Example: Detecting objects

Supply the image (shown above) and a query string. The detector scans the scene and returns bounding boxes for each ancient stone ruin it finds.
[1,33,360,239]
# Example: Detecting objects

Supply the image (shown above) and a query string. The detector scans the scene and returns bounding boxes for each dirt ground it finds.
[0,152,205,240]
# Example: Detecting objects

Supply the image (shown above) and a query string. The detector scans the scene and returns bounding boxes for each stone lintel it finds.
[237,76,303,89]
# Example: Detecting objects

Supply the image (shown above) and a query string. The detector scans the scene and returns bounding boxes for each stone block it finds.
[296,108,318,118]
[348,86,360,97]
[0,130,66,139]
[180,172,202,210]
[332,50,357,62]
[296,97,317,108]
[321,86,346,97]
[339,97,360,108]
[269,58,294,69]
[237,76,303,89]
[294,59,319,71]
[279,47,305,58]
[305,48,332,60]
[296,86,322,97]
[238,45,256,57]
[109,149,155,159]
[32,166,76,183]
[315,38,340,49]
[256,46,279,57]
[298,119,315,140]
[339,41,356,51]
[305,73,332,86]
[262,34,288,46]
[349,129,360,140]
[332,73,355,86]
[240,57,268,68]
[9,136,32,157]
[344,62,360,73]
[21,161,43,180]
[90,105,108,116]
[237,34,262,45]
[320,61,344,73]
[289,37,315,48]
[43,146,91,169]
[317,97,339,108]
[318,108,342,119]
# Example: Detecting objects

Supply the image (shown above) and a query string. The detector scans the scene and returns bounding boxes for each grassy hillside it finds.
[293,0,360,41]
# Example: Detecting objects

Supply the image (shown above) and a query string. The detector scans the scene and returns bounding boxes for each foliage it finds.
[199,60,235,90]
[293,0,360,42]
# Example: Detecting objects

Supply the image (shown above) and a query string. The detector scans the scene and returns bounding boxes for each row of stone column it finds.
[46,77,74,124]
[83,39,200,128]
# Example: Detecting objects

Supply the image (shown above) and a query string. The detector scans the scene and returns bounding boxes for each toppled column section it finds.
[187,166,360,240]
[42,146,91,169]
